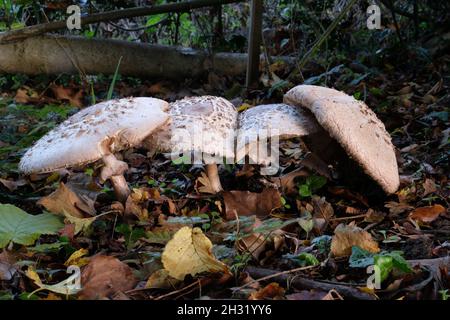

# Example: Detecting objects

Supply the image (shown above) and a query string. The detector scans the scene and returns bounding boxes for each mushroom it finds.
[148,96,237,193]
[19,97,169,202]
[284,85,400,194]
[235,103,321,173]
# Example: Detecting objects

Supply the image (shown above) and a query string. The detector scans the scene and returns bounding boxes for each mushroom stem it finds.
[101,154,131,203]
[206,163,223,193]
[110,175,131,203]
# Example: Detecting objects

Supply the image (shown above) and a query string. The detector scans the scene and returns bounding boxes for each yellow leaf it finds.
[25,267,81,296]
[331,223,380,257]
[63,210,111,235]
[64,248,89,267]
[162,227,229,280]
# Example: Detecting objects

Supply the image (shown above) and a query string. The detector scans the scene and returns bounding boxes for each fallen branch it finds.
[0,35,295,79]
[0,0,244,44]
[245,266,377,300]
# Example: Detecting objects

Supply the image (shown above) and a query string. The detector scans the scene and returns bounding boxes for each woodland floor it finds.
[0,44,449,300]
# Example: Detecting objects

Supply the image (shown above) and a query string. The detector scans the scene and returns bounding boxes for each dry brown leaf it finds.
[0,250,16,281]
[409,204,446,223]
[161,226,229,281]
[385,201,414,216]
[238,233,267,260]
[50,85,83,107]
[422,179,437,196]
[331,223,380,257]
[15,86,40,104]
[196,172,216,194]
[145,269,181,289]
[223,189,282,220]
[79,255,137,300]
[0,178,27,192]
[38,182,96,218]
[270,168,308,195]
[249,282,285,300]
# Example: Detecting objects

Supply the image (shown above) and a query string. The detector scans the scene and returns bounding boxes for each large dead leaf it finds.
[409,204,446,223]
[331,223,380,257]
[223,189,282,220]
[50,84,83,108]
[161,226,229,281]
[15,86,40,104]
[38,182,95,218]
[79,255,137,300]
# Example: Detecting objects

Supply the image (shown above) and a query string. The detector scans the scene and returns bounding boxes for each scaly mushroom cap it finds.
[157,96,237,162]
[284,85,399,194]
[236,104,320,164]
[19,97,169,174]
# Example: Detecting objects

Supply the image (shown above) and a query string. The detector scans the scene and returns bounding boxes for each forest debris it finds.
[50,84,83,108]
[79,255,137,300]
[248,282,285,300]
[64,248,90,268]
[422,179,437,196]
[145,269,182,289]
[331,223,380,257]
[26,267,82,296]
[409,205,446,224]
[0,250,16,281]
[0,178,27,192]
[161,227,229,281]
[37,182,95,218]
[223,189,282,220]
[246,266,376,300]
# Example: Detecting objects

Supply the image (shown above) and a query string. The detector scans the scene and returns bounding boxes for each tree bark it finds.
[0,35,294,79]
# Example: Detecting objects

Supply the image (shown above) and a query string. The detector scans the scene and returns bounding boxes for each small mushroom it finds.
[150,96,237,193]
[236,103,320,168]
[284,85,400,194]
[19,97,169,202]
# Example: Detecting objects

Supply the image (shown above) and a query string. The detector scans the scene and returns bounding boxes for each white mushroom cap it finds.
[236,103,320,164]
[19,97,169,174]
[159,96,237,162]
[284,85,400,194]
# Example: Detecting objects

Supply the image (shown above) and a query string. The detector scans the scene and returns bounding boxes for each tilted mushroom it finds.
[284,85,400,194]
[148,95,237,193]
[19,97,169,202]
[235,103,321,172]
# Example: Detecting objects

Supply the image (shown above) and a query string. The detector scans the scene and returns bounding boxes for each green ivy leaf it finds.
[299,184,312,197]
[0,204,64,248]
[307,175,327,193]
[374,255,394,282]
[349,246,374,268]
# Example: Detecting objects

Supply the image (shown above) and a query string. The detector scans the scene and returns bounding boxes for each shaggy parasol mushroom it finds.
[19,97,169,202]
[235,103,320,168]
[148,96,237,193]
[284,85,400,194]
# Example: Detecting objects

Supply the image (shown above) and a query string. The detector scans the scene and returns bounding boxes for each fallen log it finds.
[0,35,294,79]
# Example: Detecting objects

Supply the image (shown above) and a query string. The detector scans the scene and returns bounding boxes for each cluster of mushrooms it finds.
[19,85,400,203]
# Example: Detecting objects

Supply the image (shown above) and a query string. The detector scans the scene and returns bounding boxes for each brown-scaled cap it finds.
[284,85,399,194]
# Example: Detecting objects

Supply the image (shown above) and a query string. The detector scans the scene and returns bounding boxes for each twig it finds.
[237,265,316,289]
[245,266,377,300]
